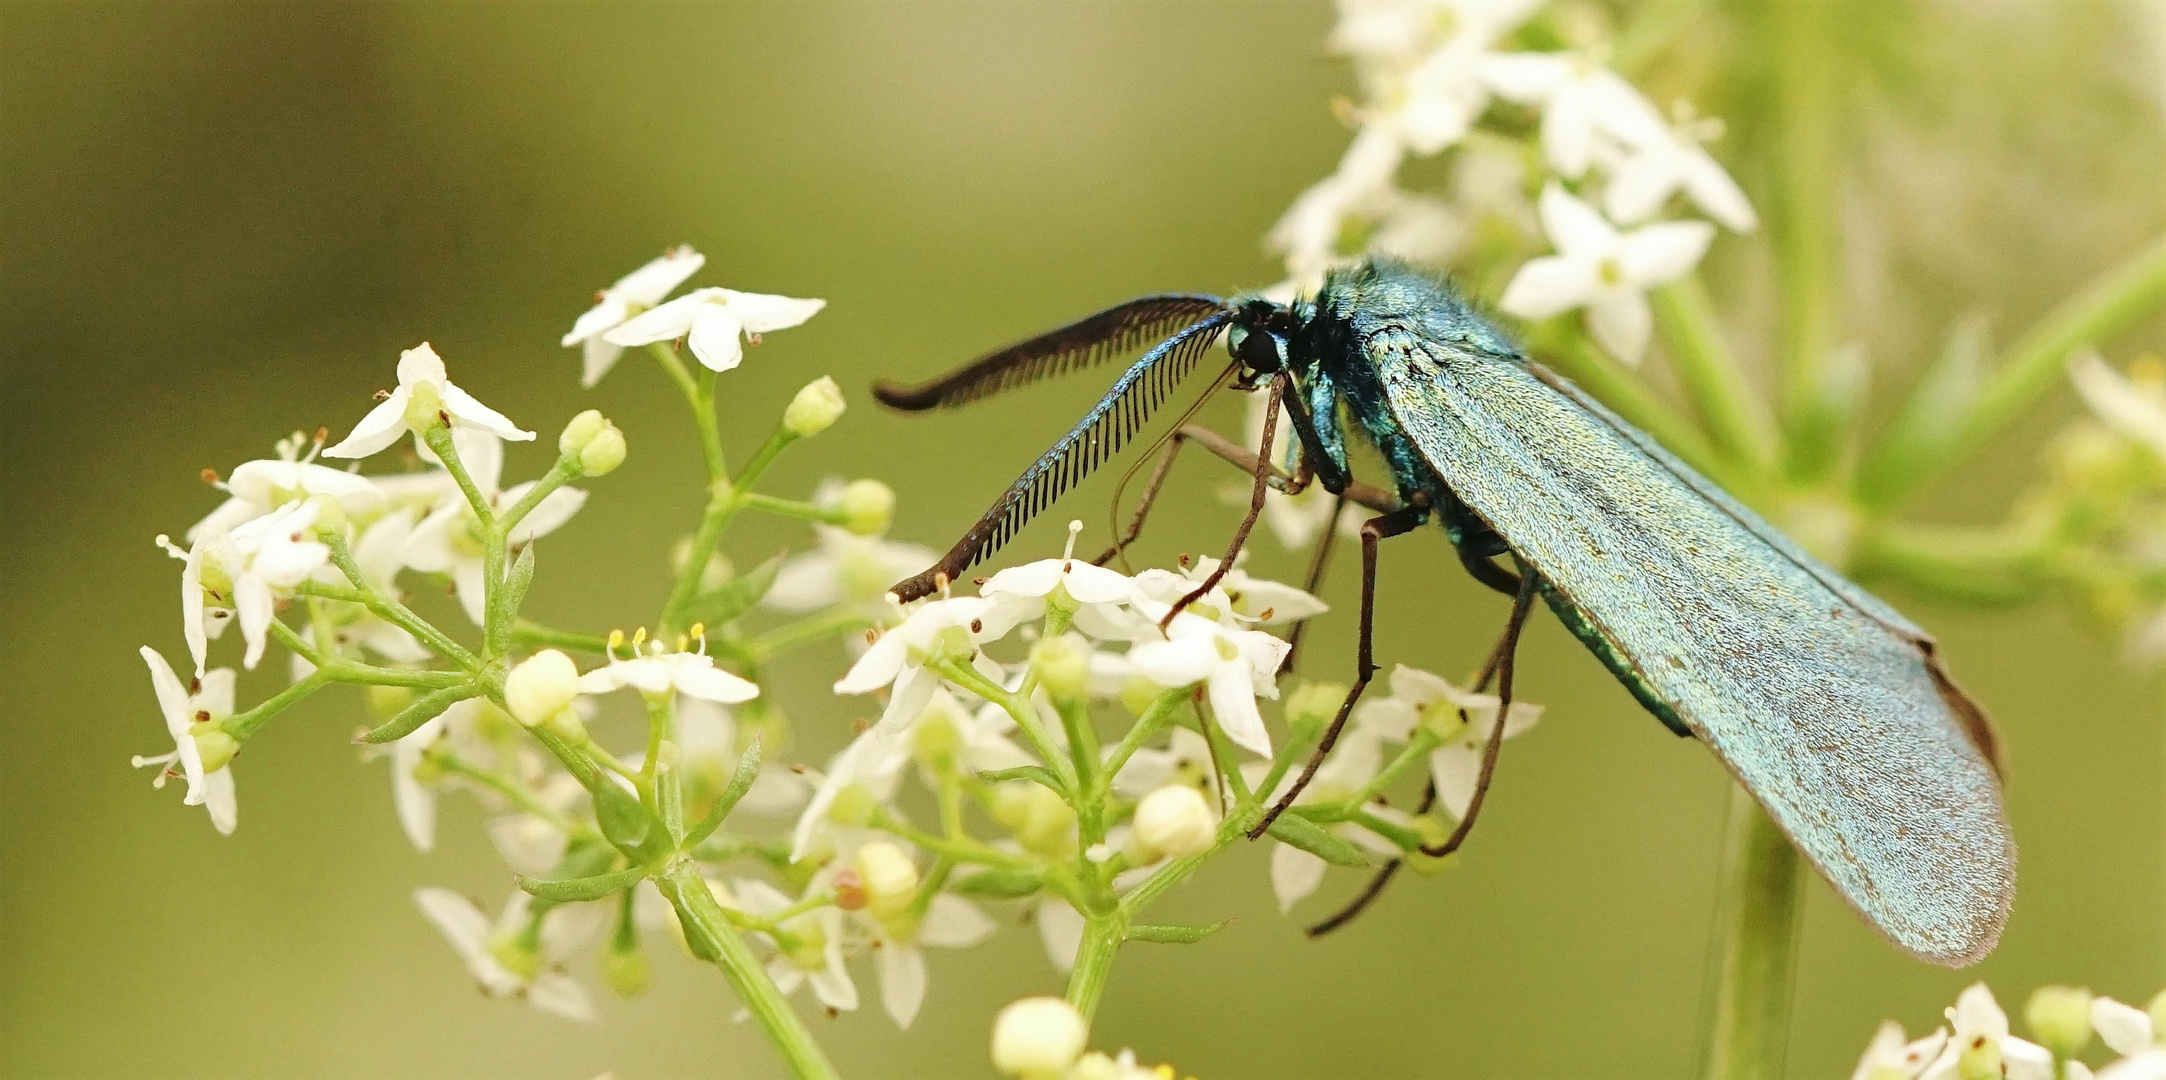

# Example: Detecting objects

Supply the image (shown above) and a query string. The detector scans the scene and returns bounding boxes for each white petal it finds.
[1477,52,1572,101]
[1587,288,1655,367]
[674,660,761,704]
[763,552,844,612]
[452,427,505,494]
[1498,256,1601,320]
[865,664,936,739]
[440,382,536,443]
[322,393,411,460]
[1127,637,1220,689]
[979,559,1065,600]
[2001,1037,2053,1080]
[398,504,465,574]
[834,630,910,694]
[919,894,999,948]
[1053,561,1132,605]
[234,573,274,670]
[392,738,441,852]
[1541,90,1595,178]
[611,247,705,306]
[2071,352,2166,461]
[2094,998,2156,1057]
[488,815,569,876]
[719,289,825,334]
[2099,1052,2166,1080]
[580,335,625,389]
[1682,151,1758,232]
[1207,663,1273,757]
[1538,183,1621,258]
[563,296,631,348]
[604,289,718,346]
[398,343,448,386]
[1618,221,1716,287]
[199,767,237,834]
[809,944,859,1012]
[878,945,927,1029]
[527,972,597,1022]
[1271,842,1327,913]
[1430,742,1483,819]
[1036,898,1085,973]
[685,303,746,373]
[1603,152,1682,225]
[506,486,588,544]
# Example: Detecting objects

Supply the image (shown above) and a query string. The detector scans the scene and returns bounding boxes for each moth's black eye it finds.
[1235,326,1283,373]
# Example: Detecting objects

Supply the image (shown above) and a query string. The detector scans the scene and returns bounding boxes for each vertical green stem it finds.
[655,860,839,1080]
[1767,0,1843,483]
[1065,913,1126,1022]
[1653,277,1779,470]
[1701,785,1803,1080]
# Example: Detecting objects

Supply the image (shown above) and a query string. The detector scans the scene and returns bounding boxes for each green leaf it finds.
[357,684,473,744]
[975,765,1063,792]
[683,737,762,848]
[949,866,1046,899]
[517,863,649,903]
[683,552,784,629]
[1129,920,1230,944]
[594,780,663,859]
[1266,813,1368,868]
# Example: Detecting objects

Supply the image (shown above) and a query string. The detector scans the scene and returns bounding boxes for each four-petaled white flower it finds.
[412,887,597,1022]
[979,550,1141,641]
[324,343,534,460]
[574,647,762,705]
[190,458,383,542]
[734,879,858,1013]
[1849,1019,1949,1080]
[604,286,825,374]
[1150,556,1329,627]
[1360,0,1542,156]
[170,499,333,673]
[1126,612,1292,756]
[2093,996,2166,1080]
[398,432,587,625]
[1499,183,1714,365]
[1479,51,1668,180]
[1354,664,1544,820]
[853,888,998,1029]
[835,596,1011,734]
[562,246,707,387]
[1599,113,1758,232]
[764,524,938,615]
[1918,984,2053,1080]
[134,647,239,835]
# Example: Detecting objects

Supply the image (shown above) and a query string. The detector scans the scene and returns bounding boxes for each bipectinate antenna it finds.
[872,295,1227,411]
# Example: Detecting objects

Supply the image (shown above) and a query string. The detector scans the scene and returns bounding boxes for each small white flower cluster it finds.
[990,996,1186,1080]
[2034,351,2166,662]
[1271,0,1755,365]
[1853,982,2166,1080]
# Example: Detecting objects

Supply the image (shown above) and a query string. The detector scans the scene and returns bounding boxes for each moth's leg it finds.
[1093,432,1189,569]
[1440,490,1522,598]
[1154,424,1399,513]
[1249,499,1432,838]
[1420,563,1539,858]
[1279,492,1348,676]
[1163,375,1292,627]
[1305,848,1407,937]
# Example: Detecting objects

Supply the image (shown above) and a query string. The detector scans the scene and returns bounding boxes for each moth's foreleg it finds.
[1164,376,1294,628]
[1421,563,1539,858]
[1249,499,1431,838]
[1093,431,1189,570]
[1279,493,1348,676]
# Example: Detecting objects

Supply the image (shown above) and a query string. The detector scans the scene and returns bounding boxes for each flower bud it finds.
[366,683,415,720]
[854,841,920,920]
[504,649,580,727]
[2024,986,2093,1058]
[1284,681,1347,741]
[1030,634,1091,703]
[558,409,627,477]
[828,783,878,828]
[1133,784,1216,860]
[189,722,240,774]
[991,781,1075,857]
[403,379,444,434]
[990,996,1088,1078]
[836,479,895,536]
[603,939,650,998]
[544,706,590,746]
[782,376,846,438]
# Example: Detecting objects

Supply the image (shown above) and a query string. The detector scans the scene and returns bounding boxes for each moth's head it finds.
[1226,298,1297,387]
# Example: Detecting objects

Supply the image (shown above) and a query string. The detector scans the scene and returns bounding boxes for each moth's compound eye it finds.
[1225,324,1249,358]
[1234,326,1283,373]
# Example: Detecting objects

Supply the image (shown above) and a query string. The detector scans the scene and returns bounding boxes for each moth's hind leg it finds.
[1441,490,1523,597]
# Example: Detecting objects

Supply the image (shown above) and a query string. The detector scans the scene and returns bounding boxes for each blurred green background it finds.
[3,3,2163,1078]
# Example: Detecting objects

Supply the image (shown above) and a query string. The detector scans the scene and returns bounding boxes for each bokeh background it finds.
[4,3,2164,1078]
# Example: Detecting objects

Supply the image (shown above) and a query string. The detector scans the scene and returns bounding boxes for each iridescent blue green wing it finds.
[1359,319,2014,966]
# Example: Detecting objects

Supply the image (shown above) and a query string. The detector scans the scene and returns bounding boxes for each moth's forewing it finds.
[1326,266,2014,965]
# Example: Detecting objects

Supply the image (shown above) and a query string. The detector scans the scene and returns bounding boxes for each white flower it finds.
[1919,984,2054,1080]
[190,457,383,542]
[323,343,534,460]
[676,697,807,816]
[134,648,238,835]
[2070,351,2166,462]
[603,286,825,374]
[1268,124,1405,285]
[855,889,998,1029]
[1159,555,1329,627]
[1600,114,1758,232]
[1353,1,1542,156]
[792,689,1026,862]
[1354,664,1543,819]
[412,888,596,1022]
[979,548,1142,641]
[764,524,938,614]
[1331,0,1539,64]
[1035,896,1086,973]
[562,246,706,387]
[1850,1020,1949,1080]
[833,595,1013,744]
[399,433,586,625]
[734,879,858,1012]
[2092,997,2165,1080]
[1479,51,1668,179]
[290,509,430,673]
[1498,183,1714,365]
[1250,723,1392,912]
[170,499,333,674]
[388,712,448,851]
[574,647,761,705]
[1126,612,1291,756]
[991,996,1089,1078]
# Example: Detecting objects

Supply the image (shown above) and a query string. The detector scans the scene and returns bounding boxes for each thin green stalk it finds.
[1701,788,1803,1080]
[1767,0,1843,484]
[1653,277,1778,469]
[422,425,498,528]
[496,458,580,535]
[314,538,480,669]
[752,609,871,660]
[1860,232,2166,509]
[1098,690,1189,794]
[1065,913,1126,1022]
[510,620,611,654]
[1341,728,1441,813]
[432,753,599,841]
[734,492,845,526]
[224,671,333,741]
[654,859,839,1080]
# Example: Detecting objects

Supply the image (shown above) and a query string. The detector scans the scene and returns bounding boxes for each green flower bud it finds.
[403,379,444,434]
[1284,681,1348,741]
[1132,784,1216,860]
[2024,986,2093,1058]
[557,409,627,477]
[504,649,580,728]
[836,479,895,536]
[1117,676,1164,717]
[486,926,541,981]
[543,706,589,746]
[782,376,846,438]
[1417,698,1469,743]
[1030,634,1091,703]
[990,996,1088,1078]
[991,781,1075,857]
[828,783,878,828]
[602,940,650,998]
[189,722,239,774]
[366,683,415,720]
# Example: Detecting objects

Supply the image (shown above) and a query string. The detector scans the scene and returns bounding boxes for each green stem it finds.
[312,540,480,669]
[735,492,846,526]
[1065,913,1126,1022]
[1767,0,1843,484]
[1860,231,2166,510]
[224,671,333,741]
[422,425,498,528]
[653,859,839,1080]
[1653,277,1778,470]
[752,609,871,660]
[1701,787,1803,1080]
[497,458,580,536]
[432,753,599,841]
[510,620,611,654]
